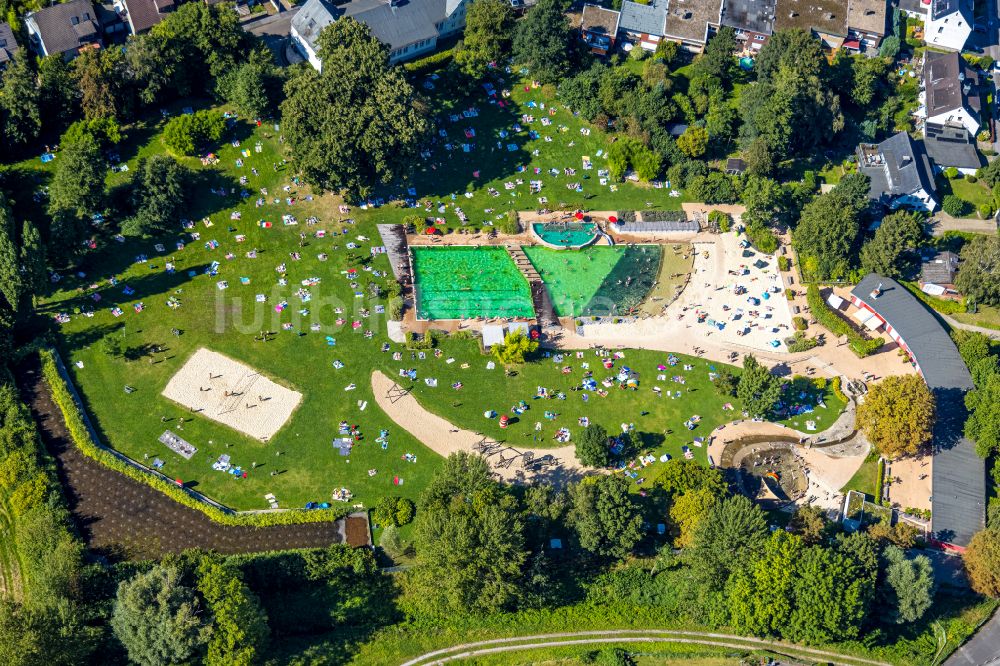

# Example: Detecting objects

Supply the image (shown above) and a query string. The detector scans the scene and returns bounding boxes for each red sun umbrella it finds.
[608,216,618,223]
[575,211,584,220]
[425,227,437,235]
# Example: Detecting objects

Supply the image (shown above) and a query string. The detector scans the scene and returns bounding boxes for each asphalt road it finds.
[944,609,1000,666]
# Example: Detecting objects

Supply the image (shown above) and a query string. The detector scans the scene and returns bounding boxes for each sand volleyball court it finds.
[162,348,302,441]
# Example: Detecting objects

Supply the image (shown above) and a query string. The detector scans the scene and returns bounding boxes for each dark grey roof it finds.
[611,220,699,232]
[720,0,775,35]
[851,275,973,391]
[924,123,985,171]
[924,51,980,121]
[122,0,174,33]
[931,0,968,21]
[666,123,688,137]
[619,0,667,36]
[293,0,442,53]
[0,22,18,64]
[350,0,441,49]
[850,274,982,547]
[921,250,960,284]
[726,157,747,173]
[27,0,101,56]
[858,132,936,200]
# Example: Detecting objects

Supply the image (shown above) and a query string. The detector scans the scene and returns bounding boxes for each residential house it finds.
[857,131,937,212]
[618,0,668,50]
[115,0,176,34]
[25,0,103,59]
[663,0,723,52]
[922,51,980,137]
[581,4,620,55]
[920,251,960,291]
[845,0,886,51]
[0,22,19,67]
[925,0,971,52]
[291,0,469,71]
[725,157,747,174]
[774,0,848,48]
[924,122,984,174]
[720,0,776,51]
[97,1,128,41]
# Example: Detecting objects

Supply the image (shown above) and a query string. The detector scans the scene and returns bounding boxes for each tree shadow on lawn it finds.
[38,262,213,314]
[376,70,532,204]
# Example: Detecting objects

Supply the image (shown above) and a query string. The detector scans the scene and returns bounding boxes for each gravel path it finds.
[371,370,585,485]
[398,629,891,666]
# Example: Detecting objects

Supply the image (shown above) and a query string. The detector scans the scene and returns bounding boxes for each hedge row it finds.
[0,376,85,608]
[403,48,455,77]
[874,458,886,505]
[829,376,848,404]
[805,285,882,358]
[39,349,348,527]
[900,280,966,315]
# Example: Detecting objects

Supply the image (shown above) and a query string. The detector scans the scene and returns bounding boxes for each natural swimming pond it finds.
[411,246,534,320]
[523,245,662,317]
[531,222,598,247]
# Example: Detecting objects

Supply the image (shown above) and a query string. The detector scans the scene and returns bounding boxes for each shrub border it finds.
[806,285,882,358]
[39,349,348,527]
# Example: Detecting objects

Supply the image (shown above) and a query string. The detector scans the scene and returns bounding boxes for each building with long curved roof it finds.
[850,274,983,549]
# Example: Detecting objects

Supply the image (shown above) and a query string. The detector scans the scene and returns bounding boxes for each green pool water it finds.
[532,222,598,247]
[523,245,662,317]
[411,246,534,320]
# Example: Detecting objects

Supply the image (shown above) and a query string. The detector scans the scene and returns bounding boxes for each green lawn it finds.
[938,175,993,211]
[952,304,1000,330]
[841,455,879,496]
[370,66,688,223]
[28,72,845,512]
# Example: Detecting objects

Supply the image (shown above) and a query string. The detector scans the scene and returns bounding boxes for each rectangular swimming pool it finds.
[411,246,535,320]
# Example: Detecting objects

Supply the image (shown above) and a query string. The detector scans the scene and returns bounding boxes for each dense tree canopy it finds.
[955,234,1000,306]
[111,565,210,666]
[793,173,870,279]
[669,488,717,548]
[859,210,924,277]
[407,453,528,616]
[121,155,192,237]
[964,527,1000,597]
[197,558,270,666]
[216,49,280,119]
[0,50,41,146]
[74,47,131,121]
[281,18,429,199]
[47,134,106,263]
[737,355,782,419]
[857,375,935,459]
[879,545,934,624]
[569,476,643,559]
[492,329,539,366]
[512,0,574,85]
[163,109,226,156]
[455,0,515,77]
[576,423,611,467]
[740,29,843,156]
[690,495,768,585]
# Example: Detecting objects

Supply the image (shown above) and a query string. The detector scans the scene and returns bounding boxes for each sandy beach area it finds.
[162,348,302,441]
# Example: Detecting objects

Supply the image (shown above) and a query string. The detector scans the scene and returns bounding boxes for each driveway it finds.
[927,214,998,236]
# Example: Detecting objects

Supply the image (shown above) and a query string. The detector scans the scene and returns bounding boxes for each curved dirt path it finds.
[371,371,585,484]
[398,629,891,666]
